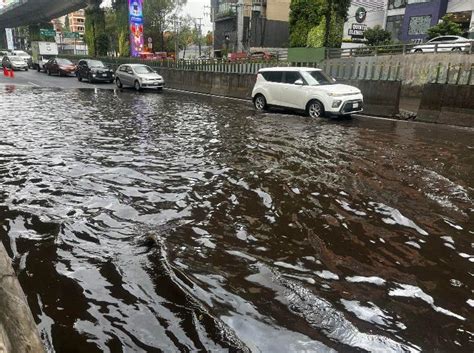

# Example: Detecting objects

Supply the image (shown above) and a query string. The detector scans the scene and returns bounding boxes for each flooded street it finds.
[0,87,473,352]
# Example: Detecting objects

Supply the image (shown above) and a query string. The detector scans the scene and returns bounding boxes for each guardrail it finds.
[326,41,474,59]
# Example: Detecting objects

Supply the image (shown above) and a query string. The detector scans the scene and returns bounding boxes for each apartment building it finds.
[344,0,474,45]
[211,0,291,56]
[68,9,85,39]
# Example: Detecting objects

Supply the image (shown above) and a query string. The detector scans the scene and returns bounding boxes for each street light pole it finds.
[196,17,202,57]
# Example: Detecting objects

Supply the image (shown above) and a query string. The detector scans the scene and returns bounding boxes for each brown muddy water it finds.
[0,87,473,352]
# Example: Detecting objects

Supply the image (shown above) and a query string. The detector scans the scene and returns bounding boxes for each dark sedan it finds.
[76,59,115,83]
[44,58,77,76]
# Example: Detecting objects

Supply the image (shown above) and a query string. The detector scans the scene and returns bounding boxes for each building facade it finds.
[344,0,474,45]
[211,0,290,56]
[68,9,85,40]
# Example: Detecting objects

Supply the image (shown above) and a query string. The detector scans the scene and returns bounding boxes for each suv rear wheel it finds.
[307,100,324,119]
[254,94,267,111]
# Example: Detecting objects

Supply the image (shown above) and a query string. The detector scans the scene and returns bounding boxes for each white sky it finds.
[102,0,212,32]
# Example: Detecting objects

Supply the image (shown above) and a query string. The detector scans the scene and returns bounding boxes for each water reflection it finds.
[0,87,473,352]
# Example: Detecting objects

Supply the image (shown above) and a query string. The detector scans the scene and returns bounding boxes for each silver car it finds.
[115,64,165,91]
[412,35,473,53]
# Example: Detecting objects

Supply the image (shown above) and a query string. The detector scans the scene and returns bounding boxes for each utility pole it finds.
[237,0,244,52]
[204,5,214,57]
[195,17,202,57]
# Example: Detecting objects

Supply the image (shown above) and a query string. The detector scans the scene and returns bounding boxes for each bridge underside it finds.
[0,0,88,28]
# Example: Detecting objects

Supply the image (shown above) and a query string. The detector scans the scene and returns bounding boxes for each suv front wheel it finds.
[307,100,324,118]
[254,94,267,111]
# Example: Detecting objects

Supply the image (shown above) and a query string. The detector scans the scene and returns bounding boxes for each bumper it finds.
[91,75,115,81]
[12,65,28,70]
[326,95,364,116]
[142,82,165,88]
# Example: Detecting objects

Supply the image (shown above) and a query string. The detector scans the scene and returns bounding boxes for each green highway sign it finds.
[63,31,80,39]
[40,29,56,37]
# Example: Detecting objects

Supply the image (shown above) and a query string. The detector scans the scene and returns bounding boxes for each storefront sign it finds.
[348,23,367,39]
[129,0,144,57]
[355,7,367,24]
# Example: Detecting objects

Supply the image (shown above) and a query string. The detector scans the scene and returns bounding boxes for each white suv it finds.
[252,67,363,118]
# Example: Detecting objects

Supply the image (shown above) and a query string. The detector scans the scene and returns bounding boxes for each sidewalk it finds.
[0,243,44,353]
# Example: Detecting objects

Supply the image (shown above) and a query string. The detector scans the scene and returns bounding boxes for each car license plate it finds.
[353,102,359,109]
[101,74,106,77]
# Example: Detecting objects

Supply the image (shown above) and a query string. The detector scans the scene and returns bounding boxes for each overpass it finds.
[0,0,88,28]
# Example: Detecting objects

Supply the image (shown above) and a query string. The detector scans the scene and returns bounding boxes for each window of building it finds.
[386,15,404,42]
[408,15,432,35]
[388,0,407,10]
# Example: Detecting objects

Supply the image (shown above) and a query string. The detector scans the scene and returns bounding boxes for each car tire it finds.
[47,69,51,76]
[77,74,82,82]
[414,49,423,53]
[452,47,462,52]
[307,100,324,119]
[134,80,141,91]
[157,87,163,92]
[116,78,123,88]
[25,68,28,71]
[253,94,267,111]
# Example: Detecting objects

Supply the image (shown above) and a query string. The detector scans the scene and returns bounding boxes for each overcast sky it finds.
[102,0,212,32]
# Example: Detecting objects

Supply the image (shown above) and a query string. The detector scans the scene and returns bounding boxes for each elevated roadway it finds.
[0,0,87,28]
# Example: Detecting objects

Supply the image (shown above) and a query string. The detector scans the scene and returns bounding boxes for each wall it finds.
[342,2,386,45]
[321,52,474,97]
[418,83,474,127]
[266,0,290,22]
[402,0,448,42]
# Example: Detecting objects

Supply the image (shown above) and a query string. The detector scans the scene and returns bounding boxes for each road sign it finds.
[40,29,56,37]
[148,37,152,43]
[148,43,153,49]
[63,31,80,39]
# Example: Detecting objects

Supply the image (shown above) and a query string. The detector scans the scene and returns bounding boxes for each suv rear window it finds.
[261,71,283,83]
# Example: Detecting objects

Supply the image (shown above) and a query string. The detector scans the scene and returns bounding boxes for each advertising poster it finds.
[128,0,144,57]
[5,28,14,50]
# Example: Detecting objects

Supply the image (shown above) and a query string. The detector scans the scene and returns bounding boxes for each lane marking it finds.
[27,81,40,87]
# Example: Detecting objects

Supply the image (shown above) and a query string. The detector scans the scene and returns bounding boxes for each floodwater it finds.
[0,87,473,352]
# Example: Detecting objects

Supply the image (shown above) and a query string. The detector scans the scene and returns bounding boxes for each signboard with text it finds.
[5,28,13,50]
[129,0,144,57]
[348,23,367,40]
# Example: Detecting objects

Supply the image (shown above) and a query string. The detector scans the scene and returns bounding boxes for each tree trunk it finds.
[324,0,332,47]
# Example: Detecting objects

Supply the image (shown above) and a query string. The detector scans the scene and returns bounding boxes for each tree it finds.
[85,0,108,56]
[143,0,187,51]
[323,0,350,47]
[289,0,324,47]
[64,15,70,32]
[364,25,392,46]
[307,12,344,48]
[427,15,463,39]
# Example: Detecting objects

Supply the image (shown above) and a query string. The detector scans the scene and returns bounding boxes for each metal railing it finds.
[326,41,474,59]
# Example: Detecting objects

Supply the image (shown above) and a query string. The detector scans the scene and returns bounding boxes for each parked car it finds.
[115,64,165,91]
[249,51,275,61]
[252,67,363,118]
[227,52,249,62]
[76,59,114,83]
[2,55,28,71]
[11,50,32,68]
[411,35,473,53]
[44,58,77,76]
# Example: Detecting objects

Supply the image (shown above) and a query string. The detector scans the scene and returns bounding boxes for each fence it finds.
[326,41,474,59]
[320,60,474,85]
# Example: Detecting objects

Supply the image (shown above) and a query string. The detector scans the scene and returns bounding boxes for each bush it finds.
[427,15,463,39]
[364,25,392,46]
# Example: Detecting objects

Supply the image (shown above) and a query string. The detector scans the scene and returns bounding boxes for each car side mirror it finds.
[295,79,304,86]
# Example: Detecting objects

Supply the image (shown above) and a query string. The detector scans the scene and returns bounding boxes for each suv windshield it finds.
[88,60,106,68]
[300,70,334,85]
[134,65,154,74]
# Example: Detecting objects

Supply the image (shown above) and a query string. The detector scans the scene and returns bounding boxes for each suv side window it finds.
[283,71,301,84]
[262,71,283,83]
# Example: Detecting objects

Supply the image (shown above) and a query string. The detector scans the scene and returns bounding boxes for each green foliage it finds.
[85,1,107,56]
[364,25,392,46]
[427,15,463,39]
[289,0,324,47]
[323,0,350,47]
[64,15,70,32]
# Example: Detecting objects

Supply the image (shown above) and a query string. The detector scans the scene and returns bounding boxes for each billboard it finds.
[5,28,14,50]
[129,0,144,57]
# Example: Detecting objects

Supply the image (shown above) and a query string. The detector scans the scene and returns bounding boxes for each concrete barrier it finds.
[0,243,45,353]
[339,79,401,117]
[418,84,474,127]
[158,69,401,116]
